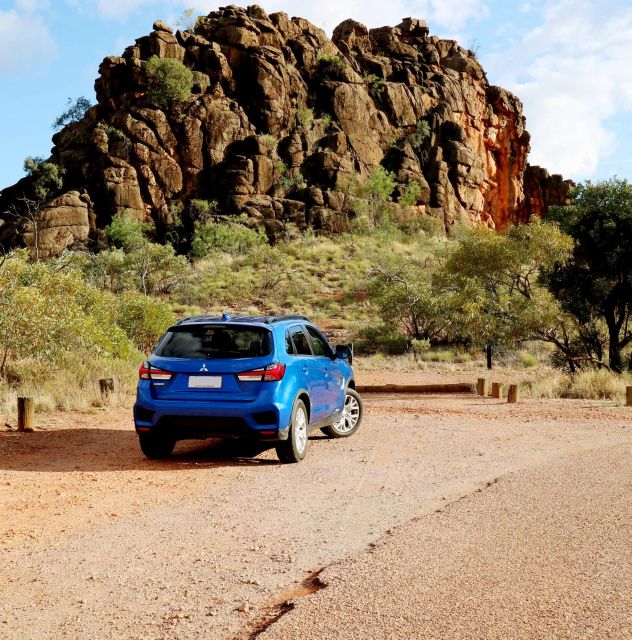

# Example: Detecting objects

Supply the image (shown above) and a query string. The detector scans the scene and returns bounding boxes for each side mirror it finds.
[335,344,353,364]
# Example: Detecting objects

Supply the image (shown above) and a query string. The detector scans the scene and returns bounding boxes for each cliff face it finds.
[0,4,573,257]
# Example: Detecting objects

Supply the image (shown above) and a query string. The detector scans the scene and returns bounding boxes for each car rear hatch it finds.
[148,324,274,403]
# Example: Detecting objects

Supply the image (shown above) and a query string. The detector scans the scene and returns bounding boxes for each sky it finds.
[1,0,631,191]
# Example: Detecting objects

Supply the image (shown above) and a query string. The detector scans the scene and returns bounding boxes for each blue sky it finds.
[1,0,631,190]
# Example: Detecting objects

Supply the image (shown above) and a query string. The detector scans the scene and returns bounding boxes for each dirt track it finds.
[1,393,631,639]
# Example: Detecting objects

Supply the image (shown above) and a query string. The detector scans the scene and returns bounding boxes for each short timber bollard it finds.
[491,382,504,399]
[99,378,114,399]
[627,387,632,407]
[508,385,519,404]
[17,397,35,433]
[477,378,489,397]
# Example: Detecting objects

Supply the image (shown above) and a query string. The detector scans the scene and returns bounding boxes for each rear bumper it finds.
[133,397,289,442]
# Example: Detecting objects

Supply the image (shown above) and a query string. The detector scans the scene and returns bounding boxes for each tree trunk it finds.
[605,306,623,373]
[609,338,623,373]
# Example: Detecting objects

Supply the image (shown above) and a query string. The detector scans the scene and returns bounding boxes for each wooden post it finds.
[477,378,489,397]
[508,385,519,404]
[17,397,34,433]
[492,382,503,399]
[626,387,632,407]
[99,378,114,398]
[486,345,493,370]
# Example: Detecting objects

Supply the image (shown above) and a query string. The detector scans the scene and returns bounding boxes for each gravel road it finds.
[1,393,631,639]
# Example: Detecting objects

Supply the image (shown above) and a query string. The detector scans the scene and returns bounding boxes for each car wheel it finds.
[138,432,176,460]
[322,389,363,438]
[276,399,309,464]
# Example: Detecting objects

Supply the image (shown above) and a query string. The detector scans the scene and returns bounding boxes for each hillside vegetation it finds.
[1,177,631,414]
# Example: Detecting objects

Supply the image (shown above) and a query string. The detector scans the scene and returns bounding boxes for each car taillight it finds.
[237,362,286,382]
[139,362,173,381]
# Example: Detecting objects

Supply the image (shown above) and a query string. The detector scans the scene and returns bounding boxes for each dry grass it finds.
[522,368,632,403]
[0,354,139,423]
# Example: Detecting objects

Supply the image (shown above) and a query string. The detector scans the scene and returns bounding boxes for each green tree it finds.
[440,219,573,350]
[0,252,133,375]
[89,214,190,295]
[52,97,92,130]
[546,178,632,372]
[116,291,175,353]
[354,167,397,228]
[367,261,451,343]
[145,56,194,109]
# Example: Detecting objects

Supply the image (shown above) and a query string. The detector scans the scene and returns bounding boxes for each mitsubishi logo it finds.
[200,363,209,372]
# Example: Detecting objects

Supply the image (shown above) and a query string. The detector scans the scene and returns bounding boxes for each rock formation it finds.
[0,4,573,257]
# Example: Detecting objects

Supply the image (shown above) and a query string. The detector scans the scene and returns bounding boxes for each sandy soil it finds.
[1,384,631,639]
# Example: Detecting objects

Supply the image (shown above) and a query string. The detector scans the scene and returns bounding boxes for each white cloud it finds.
[0,8,56,73]
[486,0,632,179]
[428,0,489,32]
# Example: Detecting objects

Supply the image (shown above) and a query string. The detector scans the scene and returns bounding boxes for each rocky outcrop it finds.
[0,5,571,254]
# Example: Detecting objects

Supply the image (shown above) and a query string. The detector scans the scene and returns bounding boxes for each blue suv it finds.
[134,314,363,463]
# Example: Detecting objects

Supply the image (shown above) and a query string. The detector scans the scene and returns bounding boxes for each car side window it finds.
[306,326,332,357]
[288,326,312,356]
[285,331,296,355]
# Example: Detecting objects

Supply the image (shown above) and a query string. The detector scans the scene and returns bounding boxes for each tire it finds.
[276,399,309,464]
[322,389,363,438]
[138,432,176,460]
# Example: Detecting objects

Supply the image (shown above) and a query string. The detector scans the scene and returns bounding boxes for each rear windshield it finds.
[155,325,273,359]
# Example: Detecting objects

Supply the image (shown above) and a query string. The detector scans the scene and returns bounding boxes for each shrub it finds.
[366,74,386,98]
[320,113,333,129]
[145,56,194,109]
[316,53,347,71]
[259,134,278,153]
[400,180,422,208]
[116,291,176,353]
[354,167,397,227]
[23,157,65,201]
[52,97,92,130]
[407,119,431,151]
[294,108,314,127]
[96,122,131,146]
[354,324,408,355]
[188,199,218,225]
[0,252,133,375]
[518,351,539,368]
[105,213,150,250]
[190,221,267,258]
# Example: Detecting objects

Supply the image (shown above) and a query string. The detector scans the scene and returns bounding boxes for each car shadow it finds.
[0,428,281,473]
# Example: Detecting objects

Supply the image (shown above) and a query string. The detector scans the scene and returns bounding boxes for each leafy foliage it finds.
[116,291,175,353]
[294,108,314,127]
[259,134,278,153]
[353,167,397,228]
[316,53,348,78]
[176,8,198,31]
[52,97,92,130]
[545,178,632,372]
[440,219,573,349]
[0,252,134,374]
[406,119,431,151]
[145,56,194,109]
[365,74,386,98]
[190,221,267,258]
[23,157,65,201]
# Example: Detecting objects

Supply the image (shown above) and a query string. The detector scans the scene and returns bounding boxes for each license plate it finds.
[188,376,222,389]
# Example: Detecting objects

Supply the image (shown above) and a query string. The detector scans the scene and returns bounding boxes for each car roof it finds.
[175,314,311,328]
